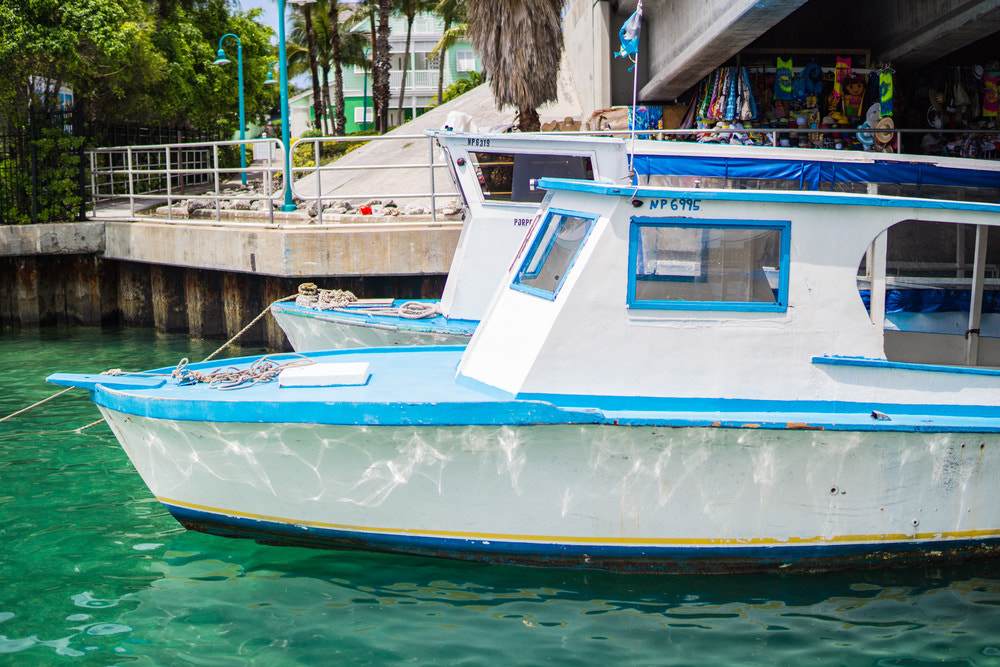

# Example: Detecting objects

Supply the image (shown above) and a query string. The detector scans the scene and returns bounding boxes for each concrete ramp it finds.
[292,59,585,210]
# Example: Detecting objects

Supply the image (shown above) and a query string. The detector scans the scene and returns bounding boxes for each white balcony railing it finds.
[389,69,447,92]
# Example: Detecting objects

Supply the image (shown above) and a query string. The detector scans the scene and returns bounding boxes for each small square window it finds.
[513,210,598,299]
[628,218,789,311]
[456,50,476,72]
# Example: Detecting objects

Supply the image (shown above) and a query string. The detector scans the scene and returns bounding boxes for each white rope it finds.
[0,387,74,424]
[295,282,439,320]
[171,354,314,390]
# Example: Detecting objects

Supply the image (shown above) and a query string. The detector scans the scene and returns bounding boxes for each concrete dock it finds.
[0,216,461,350]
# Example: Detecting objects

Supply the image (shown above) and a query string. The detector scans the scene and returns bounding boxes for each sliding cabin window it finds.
[512,209,598,299]
[858,219,1000,367]
[467,152,595,203]
[628,218,789,311]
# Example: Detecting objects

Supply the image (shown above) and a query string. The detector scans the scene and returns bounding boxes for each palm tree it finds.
[430,0,466,104]
[301,5,328,134]
[373,0,393,133]
[394,0,437,119]
[333,10,374,134]
[288,5,333,134]
[465,0,563,132]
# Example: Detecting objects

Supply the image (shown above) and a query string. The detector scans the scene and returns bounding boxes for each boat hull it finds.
[270,303,473,351]
[100,407,1000,573]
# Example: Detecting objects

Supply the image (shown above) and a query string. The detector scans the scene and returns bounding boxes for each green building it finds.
[289,11,481,137]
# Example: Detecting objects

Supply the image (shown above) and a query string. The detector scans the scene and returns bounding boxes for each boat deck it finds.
[48,347,1000,432]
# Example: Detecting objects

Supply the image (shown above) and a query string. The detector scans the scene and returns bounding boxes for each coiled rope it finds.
[2,293,299,429]
[295,282,439,320]
[171,354,313,390]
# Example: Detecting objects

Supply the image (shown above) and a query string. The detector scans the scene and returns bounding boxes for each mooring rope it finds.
[171,354,314,390]
[295,282,438,320]
[0,387,74,424]
[3,292,299,426]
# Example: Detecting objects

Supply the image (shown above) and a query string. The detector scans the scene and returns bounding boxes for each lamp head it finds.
[213,49,231,66]
[287,0,316,5]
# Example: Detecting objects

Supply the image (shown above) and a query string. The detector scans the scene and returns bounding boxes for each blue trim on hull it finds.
[46,347,1000,432]
[167,503,1000,574]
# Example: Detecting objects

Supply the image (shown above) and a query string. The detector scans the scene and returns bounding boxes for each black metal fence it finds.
[0,109,217,225]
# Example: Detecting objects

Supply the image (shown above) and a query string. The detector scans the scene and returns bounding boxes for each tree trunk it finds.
[436,18,451,104]
[303,7,326,134]
[518,106,540,132]
[373,0,392,133]
[330,1,347,135]
[397,16,414,118]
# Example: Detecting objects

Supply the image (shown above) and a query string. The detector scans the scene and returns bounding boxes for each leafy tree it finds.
[465,0,563,132]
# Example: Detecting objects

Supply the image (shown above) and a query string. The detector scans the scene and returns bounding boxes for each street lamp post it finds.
[213,33,247,186]
[276,0,315,212]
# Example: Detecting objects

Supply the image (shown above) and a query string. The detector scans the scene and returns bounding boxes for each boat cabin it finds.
[434,132,629,320]
[457,161,1000,409]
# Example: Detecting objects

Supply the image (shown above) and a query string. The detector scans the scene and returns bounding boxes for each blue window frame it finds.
[628,217,790,311]
[512,208,599,300]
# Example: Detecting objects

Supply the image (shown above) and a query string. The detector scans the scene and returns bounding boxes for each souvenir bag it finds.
[774,57,793,100]
[878,68,894,116]
[984,70,999,117]
[739,67,758,120]
[834,56,852,99]
[698,72,715,120]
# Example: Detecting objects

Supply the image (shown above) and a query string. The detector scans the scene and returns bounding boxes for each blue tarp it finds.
[859,289,1000,313]
[633,155,1000,192]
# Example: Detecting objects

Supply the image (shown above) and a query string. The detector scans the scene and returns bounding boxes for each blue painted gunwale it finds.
[46,346,1000,432]
[166,502,1000,574]
[536,178,1000,214]
[270,301,478,337]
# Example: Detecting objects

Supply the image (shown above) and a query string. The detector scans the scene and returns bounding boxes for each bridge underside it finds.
[591,0,1000,104]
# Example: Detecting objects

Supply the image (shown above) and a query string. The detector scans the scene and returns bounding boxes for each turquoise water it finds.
[2,327,1000,665]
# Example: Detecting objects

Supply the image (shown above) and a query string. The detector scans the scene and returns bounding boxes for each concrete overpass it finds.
[565,0,1000,114]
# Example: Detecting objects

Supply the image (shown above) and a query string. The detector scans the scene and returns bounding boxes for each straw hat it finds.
[856,123,874,147]
[875,116,895,145]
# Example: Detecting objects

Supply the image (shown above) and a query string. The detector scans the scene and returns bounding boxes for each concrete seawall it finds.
[0,220,460,350]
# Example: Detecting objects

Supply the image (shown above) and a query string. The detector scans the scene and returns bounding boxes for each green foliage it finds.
[0,0,279,134]
[437,70,483,104]
[34,127,84,223]
[291,129,376,169]
[3,126,87,224]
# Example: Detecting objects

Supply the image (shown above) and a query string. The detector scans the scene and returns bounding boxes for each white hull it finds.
[101,406,1000,572]
[271,306,471,351]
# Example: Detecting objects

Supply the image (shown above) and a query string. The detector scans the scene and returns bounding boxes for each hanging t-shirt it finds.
[774,57,793,101]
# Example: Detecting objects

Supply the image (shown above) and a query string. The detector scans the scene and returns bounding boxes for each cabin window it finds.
[512,209,598,299]
[628,218,789,311]
[467,152,595,204]
[859,220,1000,367]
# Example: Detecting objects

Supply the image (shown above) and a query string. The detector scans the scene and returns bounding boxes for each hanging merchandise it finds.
[983,67,999,118]
[739,67,758,121]
[800,61,823,107]
[834,56,852,99]
[842,75,866,119]
[878,66,894,116]
[628,105,664,139]
[774,57,793,100]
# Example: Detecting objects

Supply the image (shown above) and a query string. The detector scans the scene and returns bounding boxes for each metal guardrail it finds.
[84,126,1000,225]
[85,133,458,225]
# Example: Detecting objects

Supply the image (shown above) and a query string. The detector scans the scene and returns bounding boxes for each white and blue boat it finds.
[50,143,1000,573]
[270,132,630,350]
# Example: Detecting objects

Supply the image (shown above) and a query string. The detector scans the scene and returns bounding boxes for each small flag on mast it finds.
[617,0,643,61]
